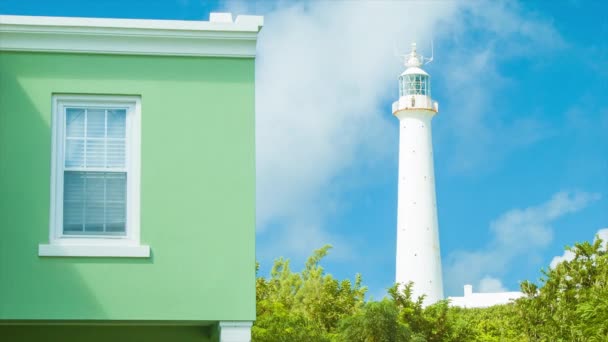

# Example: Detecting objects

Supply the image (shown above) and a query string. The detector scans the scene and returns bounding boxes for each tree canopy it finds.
[253,237,608,341]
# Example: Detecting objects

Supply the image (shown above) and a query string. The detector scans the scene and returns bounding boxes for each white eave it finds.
[0,13,264,58]
[401,66,429,76]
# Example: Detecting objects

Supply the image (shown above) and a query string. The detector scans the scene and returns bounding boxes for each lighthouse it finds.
[394,43,443,306]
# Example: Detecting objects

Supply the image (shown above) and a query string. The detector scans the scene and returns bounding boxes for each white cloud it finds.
[445,191,601,295]
[598,228,608,244]
[549,250,575,269]
[223,0,564,261]
[252,2,457,235]
[550,227,608,268]
[478,276,507,293]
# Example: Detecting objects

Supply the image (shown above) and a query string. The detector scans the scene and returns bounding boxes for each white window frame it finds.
[39,94,149,257]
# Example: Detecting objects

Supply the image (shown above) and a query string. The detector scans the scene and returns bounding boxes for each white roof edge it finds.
[401,66,429,76]
[0,14,264,58]
[0,14,263,32]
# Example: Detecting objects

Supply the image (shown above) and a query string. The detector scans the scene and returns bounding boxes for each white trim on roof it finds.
[0,13,263,58]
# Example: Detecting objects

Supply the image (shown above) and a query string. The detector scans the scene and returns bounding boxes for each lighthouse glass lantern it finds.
[399,73,430,97]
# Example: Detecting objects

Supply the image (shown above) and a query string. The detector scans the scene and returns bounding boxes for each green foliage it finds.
[516,237,608,341]
[253,245,367,341]
[337,300,411,342]
[452,304,524,341]
[253,236,608,341]
[389,283,476,341]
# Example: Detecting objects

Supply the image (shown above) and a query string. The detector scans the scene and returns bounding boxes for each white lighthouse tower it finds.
[394,43,443,306]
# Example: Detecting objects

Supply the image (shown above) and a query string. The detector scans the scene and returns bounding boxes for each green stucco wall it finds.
[0,52,255,322]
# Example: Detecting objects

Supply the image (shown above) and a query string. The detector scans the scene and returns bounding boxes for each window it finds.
[399,74,430,97]
[39,95,149,257]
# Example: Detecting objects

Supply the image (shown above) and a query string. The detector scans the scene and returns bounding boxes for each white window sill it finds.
[38,244,150,257]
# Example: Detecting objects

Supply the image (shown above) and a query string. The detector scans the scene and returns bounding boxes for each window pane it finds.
[64,201,84,233]
[101,172,127,235]
[403,74,431,96]
[87,109,106,138]
[66,108,85,138]
[64,171,85,202]
[108,110,126,138]
[105,173,127,234]
[86,139,105,168]
[106,174,126,202]
[64,172,85,232]
[63,171,126,235]
[106,202,126,233]
[85,173,105,202]
[107,140,126,168]
[85,201,105,233]
[84,172,105,233]
[65,139,85,168]
[64,107,127,170]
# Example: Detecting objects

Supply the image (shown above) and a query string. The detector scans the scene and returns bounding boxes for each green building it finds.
[0,12,262,341]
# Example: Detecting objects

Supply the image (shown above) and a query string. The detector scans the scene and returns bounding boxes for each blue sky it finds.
[3,0,606,298]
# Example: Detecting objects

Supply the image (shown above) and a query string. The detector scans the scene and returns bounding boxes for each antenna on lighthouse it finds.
[424,40,434,65]
[394,41,434,68]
